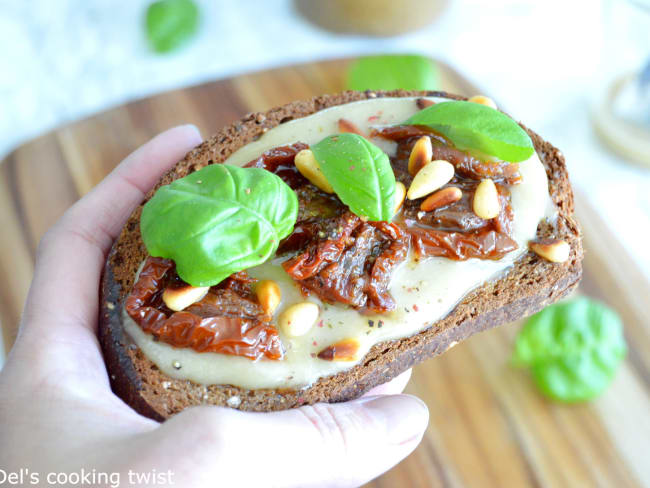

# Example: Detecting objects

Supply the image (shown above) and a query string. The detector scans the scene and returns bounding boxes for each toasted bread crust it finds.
[99,90,582,420]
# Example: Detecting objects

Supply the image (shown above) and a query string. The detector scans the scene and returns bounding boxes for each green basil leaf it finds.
[141,164,298,287]
[346,54,439,91]
[145,0,199,53]
[404,100,534,162]
[311,133,396,222]
[512,298,627,403]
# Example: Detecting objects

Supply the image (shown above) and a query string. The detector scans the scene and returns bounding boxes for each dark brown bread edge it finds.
[99,90,583,420]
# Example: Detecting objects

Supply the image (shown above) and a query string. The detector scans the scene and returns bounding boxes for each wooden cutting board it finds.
[1,58,649,487]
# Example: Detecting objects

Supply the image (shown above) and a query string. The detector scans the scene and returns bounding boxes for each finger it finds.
[64,124,202,254]
[141,394,429,488]
[363,369,412,397]
[21,125,201,342]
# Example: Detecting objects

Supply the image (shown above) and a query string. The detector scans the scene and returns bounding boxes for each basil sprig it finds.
[347,54,439,91]
[512,298,627,403]
[405,100,534,162]
[145,0,199,53]
[311,134,396,222]
[141,164,298,287]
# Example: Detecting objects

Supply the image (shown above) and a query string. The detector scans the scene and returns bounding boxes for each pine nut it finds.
[420,186,462,211]
[408,136,433,176]
[393,181,407,215]
[162,285,210,312]
[468,95,497,109]
[473,178,500,219]
[529,239,570,263]
[294,149,334,193]
[338,118,364,136]
[416,98,435,109]
[255,280,282,316]
[278,302,319,337]
[317,338,361,361]
[407,159,455,200]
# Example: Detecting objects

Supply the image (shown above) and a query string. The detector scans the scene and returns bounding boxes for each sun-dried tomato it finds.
[282,212,409,313]
[125,257,283,360]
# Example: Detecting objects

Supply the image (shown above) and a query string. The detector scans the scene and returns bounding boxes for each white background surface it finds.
[1,0,649,365]
[0,0,620,152]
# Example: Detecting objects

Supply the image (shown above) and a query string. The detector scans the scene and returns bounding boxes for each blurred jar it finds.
[294,0,448,36]
[592,0,650,166]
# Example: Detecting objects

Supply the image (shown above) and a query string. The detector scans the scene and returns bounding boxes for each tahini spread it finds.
[123,97,555,389]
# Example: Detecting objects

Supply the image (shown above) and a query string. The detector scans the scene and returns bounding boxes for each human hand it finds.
[0,125,429,488]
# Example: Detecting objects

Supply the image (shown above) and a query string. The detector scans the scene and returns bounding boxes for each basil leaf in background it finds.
[141,164,298,287]
[311,134,396,222]
[405,101,534,162]
[145,0,199,53]
[512,297,627,403]
[347,54,439,91]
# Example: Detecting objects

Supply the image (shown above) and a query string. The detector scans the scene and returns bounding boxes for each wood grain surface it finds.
[1,58,649,487]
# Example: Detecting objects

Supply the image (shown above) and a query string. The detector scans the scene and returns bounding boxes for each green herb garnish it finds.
[145,0,199,53]
[311,133,396,222]
[347,54,439,91]
[141,164,298,287]
[512,298,627,403]
[405,100,534,162]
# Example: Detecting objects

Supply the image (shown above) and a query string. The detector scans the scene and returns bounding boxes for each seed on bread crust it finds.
[529,239,570,263]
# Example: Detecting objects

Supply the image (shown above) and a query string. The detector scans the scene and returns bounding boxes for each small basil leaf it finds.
[311,134,396,222]
[512,298,627,403]
[141,164,298,287]
[145,0,199,53]
[404,100,534,162]
[347,54,439,91]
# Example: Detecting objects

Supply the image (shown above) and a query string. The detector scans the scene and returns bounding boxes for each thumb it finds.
[143,394,429,488]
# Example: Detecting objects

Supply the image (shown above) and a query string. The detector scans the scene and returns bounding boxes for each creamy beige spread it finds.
[123,96,555,389]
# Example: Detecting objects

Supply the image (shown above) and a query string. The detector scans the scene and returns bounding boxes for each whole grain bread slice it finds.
[99,90,583,420]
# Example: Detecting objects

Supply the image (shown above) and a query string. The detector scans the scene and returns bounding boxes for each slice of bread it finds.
[99,90,583,420]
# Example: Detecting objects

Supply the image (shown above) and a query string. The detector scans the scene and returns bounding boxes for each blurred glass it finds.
[593,0,650,166]
[294,0,448,37]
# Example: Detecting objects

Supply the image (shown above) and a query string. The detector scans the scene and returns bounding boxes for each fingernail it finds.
[358,394,429,445]
[180,123,202,140]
